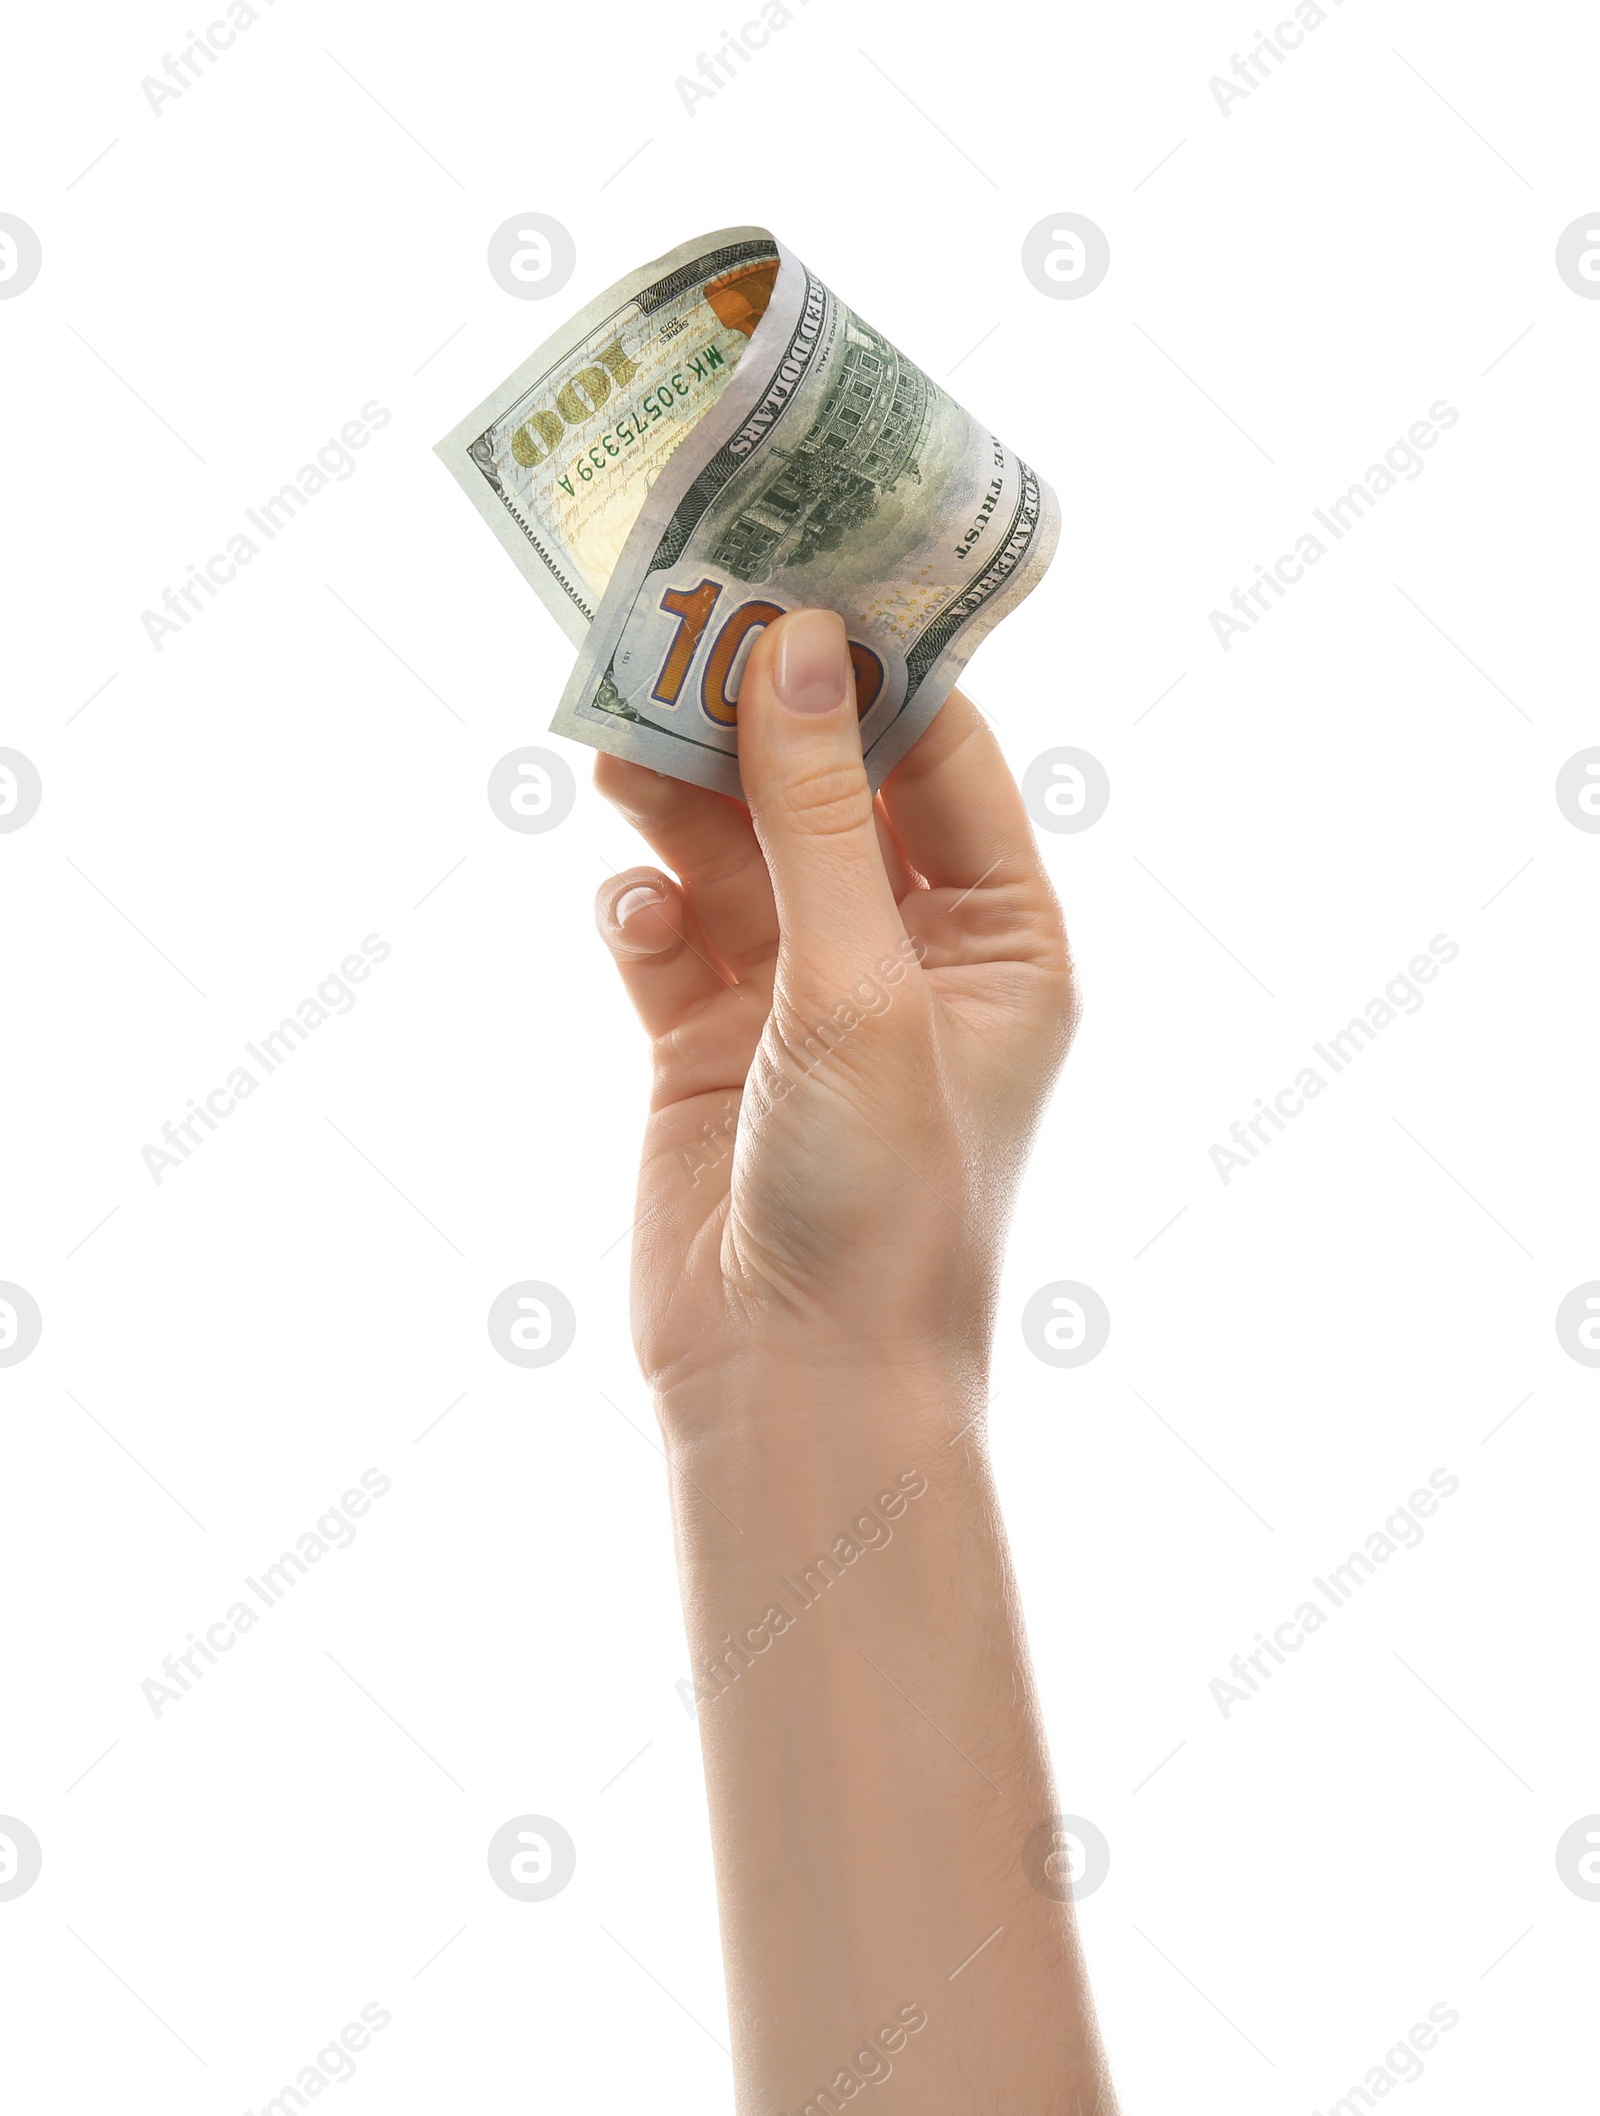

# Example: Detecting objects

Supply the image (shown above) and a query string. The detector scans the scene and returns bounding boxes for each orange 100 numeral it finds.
[649,579,885,727]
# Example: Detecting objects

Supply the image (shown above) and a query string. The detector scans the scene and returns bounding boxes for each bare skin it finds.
[593,607,1118,2115]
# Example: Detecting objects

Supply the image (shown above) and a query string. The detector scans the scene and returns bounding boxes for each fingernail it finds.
[614,884,665,929]
[772,608,849,716]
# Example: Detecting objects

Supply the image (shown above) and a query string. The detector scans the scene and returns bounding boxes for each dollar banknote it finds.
[436,226,1058,796]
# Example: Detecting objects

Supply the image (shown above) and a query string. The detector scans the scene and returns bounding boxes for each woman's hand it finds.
[591,611,1116,2114]
[593,607,1076,1431]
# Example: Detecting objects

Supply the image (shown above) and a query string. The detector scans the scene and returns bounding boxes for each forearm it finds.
[597,624,1109,2103]
[666,1351,1116,2115]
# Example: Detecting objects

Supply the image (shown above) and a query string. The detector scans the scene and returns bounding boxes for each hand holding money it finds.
[437,227,1058,794]
[586,600,1104,2109]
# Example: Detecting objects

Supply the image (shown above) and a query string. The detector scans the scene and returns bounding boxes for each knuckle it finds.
[1051,961,1082,1046]
[688,839,759,892]
[768,986,897,1085]
[1020,875,1070,957]
[1035,903,1073,975]
[1040,949,1080,1047]
[776,760,874,840]
[1016,891,1079,1039]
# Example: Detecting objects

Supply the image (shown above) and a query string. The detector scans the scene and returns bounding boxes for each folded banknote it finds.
[436,226,1057,795]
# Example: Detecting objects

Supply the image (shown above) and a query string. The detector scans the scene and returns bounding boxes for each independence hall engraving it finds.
[711,317,932,579]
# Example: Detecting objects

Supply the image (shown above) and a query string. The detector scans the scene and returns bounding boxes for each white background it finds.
[2,0,1597,2108]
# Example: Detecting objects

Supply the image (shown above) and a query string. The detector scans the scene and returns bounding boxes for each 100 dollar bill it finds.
[436,226,1058,796]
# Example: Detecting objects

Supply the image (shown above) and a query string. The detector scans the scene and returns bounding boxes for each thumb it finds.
[736,608,905,977]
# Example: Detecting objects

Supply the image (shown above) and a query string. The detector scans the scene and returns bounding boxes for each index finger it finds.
[878,688,1051,899]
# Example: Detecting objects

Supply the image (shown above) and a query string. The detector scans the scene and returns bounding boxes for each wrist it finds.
[654,1339,995,1609]
[651,1325,990,1461]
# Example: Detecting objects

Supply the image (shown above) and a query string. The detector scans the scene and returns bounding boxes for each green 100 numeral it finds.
[650,580,885,728]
